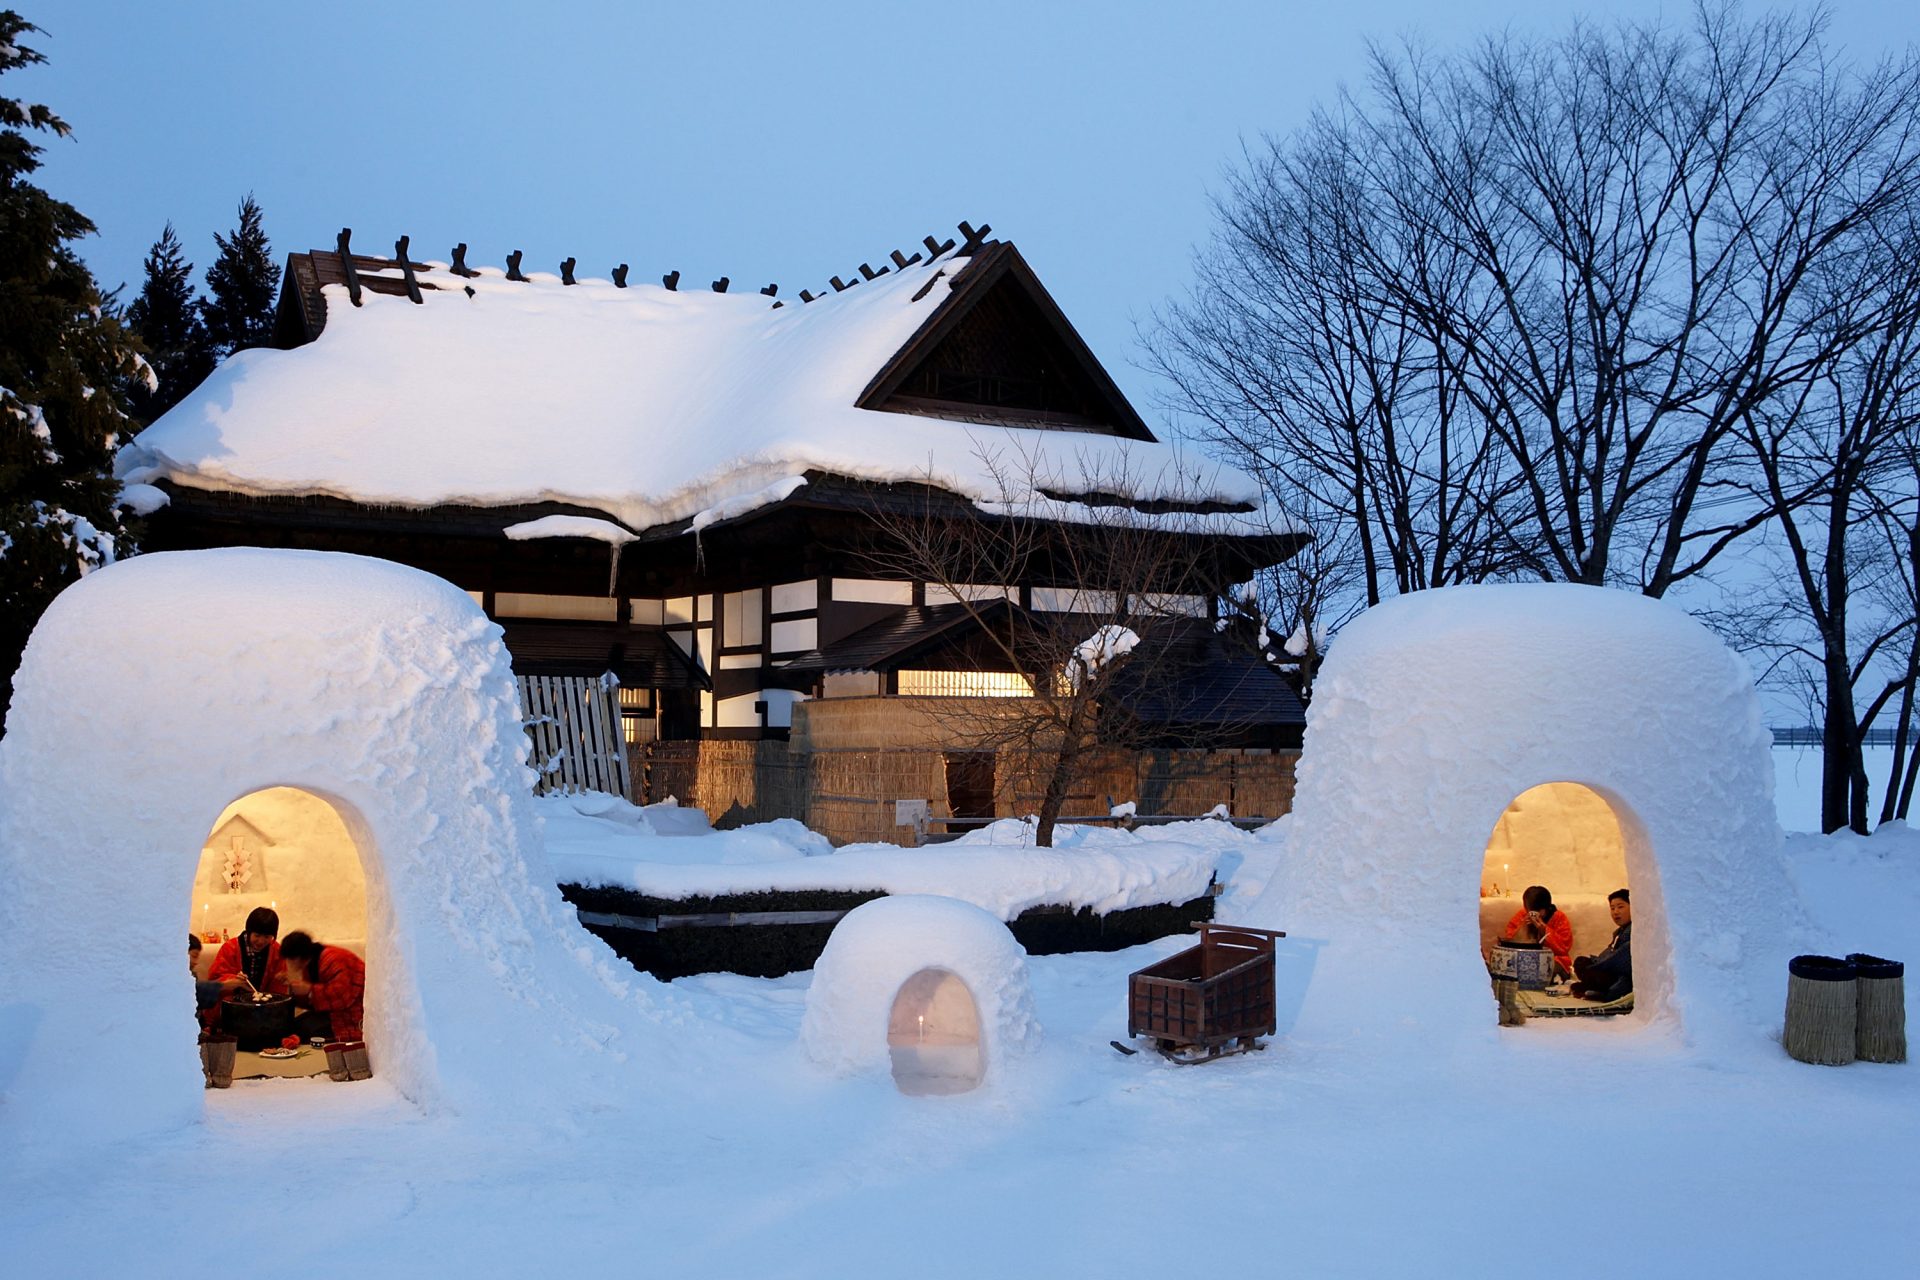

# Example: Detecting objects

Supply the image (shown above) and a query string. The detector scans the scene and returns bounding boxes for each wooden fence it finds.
[517,674,631,799]
[629,739,1297,845]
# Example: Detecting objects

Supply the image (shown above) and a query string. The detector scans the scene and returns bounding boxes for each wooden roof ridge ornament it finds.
[958,220,992,255]
[711,276,729,293]
[337,228,363,307]
[612,264,629,288]
[891,248,923,270]
[505,250,529,283]
[395,236,424,304]
[799,289,818,303]
[856,240,1156,442]
[761,283,778,297]
[561,257,578,286]
[830,275,853,292]
[450,243,479,278]
[924,234,956,258]
[663,270,679,291]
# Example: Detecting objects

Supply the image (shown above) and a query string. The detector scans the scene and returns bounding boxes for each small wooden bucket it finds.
[1784,955,1857,1066]
[1846,953,1906,1064]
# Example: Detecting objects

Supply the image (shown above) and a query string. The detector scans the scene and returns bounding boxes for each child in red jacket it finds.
[1502,885,1573,977]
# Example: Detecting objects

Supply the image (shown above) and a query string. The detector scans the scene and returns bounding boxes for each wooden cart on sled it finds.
[1121,923,1284,1064]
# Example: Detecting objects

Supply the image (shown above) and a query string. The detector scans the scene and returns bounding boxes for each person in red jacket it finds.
[280,930,366,1043]
[206,906,288,998]
[1502,885,1573,978]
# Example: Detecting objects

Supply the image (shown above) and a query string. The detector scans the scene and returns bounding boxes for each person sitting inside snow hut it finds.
[1502,886,1573,978]
[207,907,288,999]
[1570,890,1632,1002]
[279,931,365,1043]
[188,933,227,1031]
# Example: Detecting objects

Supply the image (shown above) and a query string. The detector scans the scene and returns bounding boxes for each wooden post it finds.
[336,229,363,306]
[394,236,423,303]
[505,250,528,282]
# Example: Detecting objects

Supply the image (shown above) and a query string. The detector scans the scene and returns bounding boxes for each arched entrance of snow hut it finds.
[1479,782,1661,1022]
[190,786,371,1079]
[888,967,985,1095]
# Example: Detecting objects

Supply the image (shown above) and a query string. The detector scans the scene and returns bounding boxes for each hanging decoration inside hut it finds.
[203,815,270,894]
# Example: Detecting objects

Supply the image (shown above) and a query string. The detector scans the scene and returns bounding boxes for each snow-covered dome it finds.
[0,549,652,1141]
[802,895,1039,1088]
[1249,583,1798,1049]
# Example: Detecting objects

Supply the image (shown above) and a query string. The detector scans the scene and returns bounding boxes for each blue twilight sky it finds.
[16,1,1912,427]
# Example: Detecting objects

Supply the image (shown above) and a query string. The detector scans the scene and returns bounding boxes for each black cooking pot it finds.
[221,993,295,1051]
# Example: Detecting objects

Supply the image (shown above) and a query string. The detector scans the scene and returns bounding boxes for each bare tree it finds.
[853,447,1299,847]
[1153,3,1920,628]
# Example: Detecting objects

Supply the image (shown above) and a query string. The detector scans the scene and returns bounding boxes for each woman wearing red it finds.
[1502,885,1573,978]
[280,930,366,1043]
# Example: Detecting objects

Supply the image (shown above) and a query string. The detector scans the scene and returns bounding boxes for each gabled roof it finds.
[499,619,708,689]
[1104,620,1307,731]
[122,227,1291,544]
[779,601,1018,675]
[857,242,1154,441]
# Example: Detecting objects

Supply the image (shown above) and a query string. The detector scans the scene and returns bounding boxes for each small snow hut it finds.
[1251,583,1797,1047]
[801,895,1039,1093]
[0,549,646,1141]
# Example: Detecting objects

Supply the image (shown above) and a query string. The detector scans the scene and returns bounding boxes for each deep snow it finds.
[0,559,1911,1276]
[0,816,1911,1277]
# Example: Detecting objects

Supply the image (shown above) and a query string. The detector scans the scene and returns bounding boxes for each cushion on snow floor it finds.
[1517,989,1635,1018]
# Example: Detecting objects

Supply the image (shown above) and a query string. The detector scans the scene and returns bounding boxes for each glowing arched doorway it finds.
[887,967,985,1095]
[190,786,371,1081]
[1480,782,1641,1019]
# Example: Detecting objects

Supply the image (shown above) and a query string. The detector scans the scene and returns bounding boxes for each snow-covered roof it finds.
[119,241,1279,537]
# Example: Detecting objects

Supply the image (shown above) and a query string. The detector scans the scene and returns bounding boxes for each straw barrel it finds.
[1784,955,1858,1066]
[1846,953,1906,1064]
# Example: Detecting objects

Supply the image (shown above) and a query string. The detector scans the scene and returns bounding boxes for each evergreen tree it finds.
[0,11,145,727]
[202,193,280,357]
[124,222,214,422]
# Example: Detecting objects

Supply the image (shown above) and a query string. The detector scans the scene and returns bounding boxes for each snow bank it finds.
[0,549,661,1143]
[539,801,1223,919]
[1249,583,1799,1052]
[119,256,1271,532]
[801,895,1039,1080]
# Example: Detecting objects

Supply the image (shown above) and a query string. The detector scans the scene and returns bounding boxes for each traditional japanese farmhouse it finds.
[120,223,1308,839]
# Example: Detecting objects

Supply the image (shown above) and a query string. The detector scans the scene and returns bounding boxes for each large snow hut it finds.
[0,549,652,1141]
[118,223,1308,836]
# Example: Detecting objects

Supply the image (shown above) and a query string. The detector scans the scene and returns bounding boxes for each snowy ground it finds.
[4,811,1915,1275]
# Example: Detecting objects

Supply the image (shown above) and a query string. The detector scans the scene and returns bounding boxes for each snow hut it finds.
[802,895,1039,1093]
[0,549,647,1141]
[1251,584,1797,1048]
